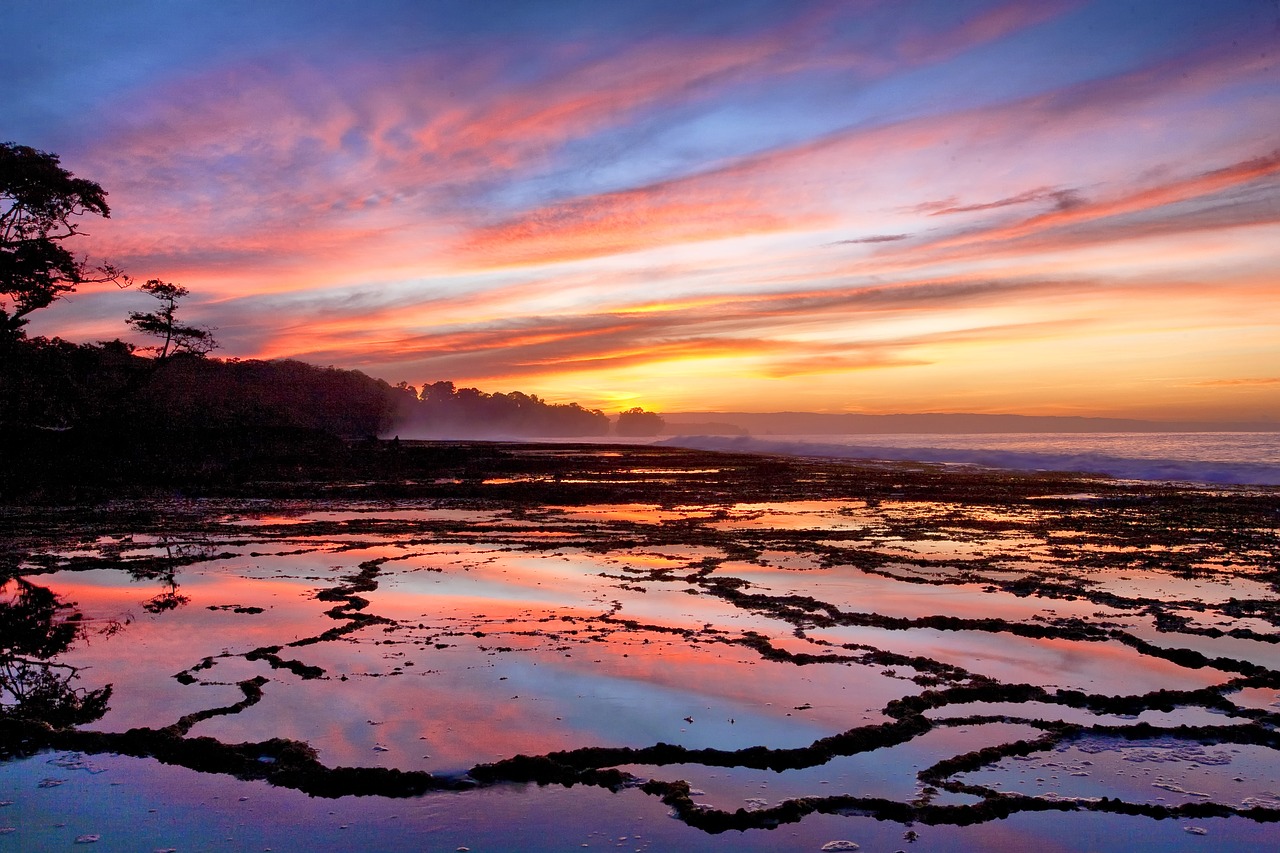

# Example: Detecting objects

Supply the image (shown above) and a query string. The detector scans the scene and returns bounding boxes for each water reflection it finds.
[3,470,1279,847]
[0,579,113,729]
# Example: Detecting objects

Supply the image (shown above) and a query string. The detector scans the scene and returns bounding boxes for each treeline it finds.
[1,336,404,437]
[0,336,407,500]
[0,336,674,500]
[3,141,663,448]
[2,141,668,503]
[0,337,662,440]
[397,380,610,437]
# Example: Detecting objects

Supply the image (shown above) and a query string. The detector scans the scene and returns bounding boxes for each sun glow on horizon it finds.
[12,0,1279,421]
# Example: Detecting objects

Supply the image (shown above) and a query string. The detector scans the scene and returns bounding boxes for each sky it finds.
[5,0,1279,420]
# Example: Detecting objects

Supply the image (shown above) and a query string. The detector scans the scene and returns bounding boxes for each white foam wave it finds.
[657,435,1280,486]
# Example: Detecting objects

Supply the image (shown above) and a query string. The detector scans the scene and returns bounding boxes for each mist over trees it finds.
[3,332,629,443]
[399,380,610,437]
[0,139,400,439]
[616,407,664,436]
[1,140,634,482]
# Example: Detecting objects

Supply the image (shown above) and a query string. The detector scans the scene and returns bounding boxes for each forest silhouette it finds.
[2,141,663,499]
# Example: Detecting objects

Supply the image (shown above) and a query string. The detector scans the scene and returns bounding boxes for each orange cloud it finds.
[1191,377,1280,387]
[26,4,1273,421]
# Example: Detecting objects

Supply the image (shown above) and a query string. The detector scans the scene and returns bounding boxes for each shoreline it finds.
[7,433,1280,505]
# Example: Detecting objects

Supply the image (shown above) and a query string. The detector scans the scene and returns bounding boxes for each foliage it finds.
[616,406,665,436]
[0,332,619,443]
[0,336,399,436]
[138,357,404,436]
[404,380,610,437]
[127,278,218,358]
[0,331,617,443]
[2,143,609,445]
[0,142,127,337]
[0,336,139,429]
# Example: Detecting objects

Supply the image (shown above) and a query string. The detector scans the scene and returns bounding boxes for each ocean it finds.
[658,431,1280,486]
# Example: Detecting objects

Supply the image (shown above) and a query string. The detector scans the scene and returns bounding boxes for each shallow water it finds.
[661,432,1280,485]
[2,448,1278,851]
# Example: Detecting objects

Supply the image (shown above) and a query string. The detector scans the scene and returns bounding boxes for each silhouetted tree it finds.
[127,279,218,358]
[0,335,144,429]
[420,380,456,404]
[404,380,609,436]
[125,357,404,437]
[1,142,127,339]
[616,407,665,436]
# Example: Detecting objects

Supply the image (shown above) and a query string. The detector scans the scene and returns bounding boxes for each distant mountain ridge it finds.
[661,412,1279,435]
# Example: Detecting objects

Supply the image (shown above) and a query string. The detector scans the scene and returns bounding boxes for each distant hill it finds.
[661,412,1280,435]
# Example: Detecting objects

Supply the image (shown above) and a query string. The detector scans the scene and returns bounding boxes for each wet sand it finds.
[1,442,1277,851]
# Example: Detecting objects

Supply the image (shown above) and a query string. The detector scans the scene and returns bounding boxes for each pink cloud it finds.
[64,0,1107,291]
[918,148,1280,256]
[439,26,1280,272]
[896,0,1082,63]
[29,3,1273,419]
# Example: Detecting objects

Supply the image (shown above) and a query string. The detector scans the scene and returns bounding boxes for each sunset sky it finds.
[7,0,1279,419]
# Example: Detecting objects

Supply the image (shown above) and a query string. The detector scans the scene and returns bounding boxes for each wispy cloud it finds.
[915,187,1084,216]
[828,234,910,245]
[913,149,1280,257]
[14,0,1279,418]
[896,0,1084,64]
[1191,377,1280,387]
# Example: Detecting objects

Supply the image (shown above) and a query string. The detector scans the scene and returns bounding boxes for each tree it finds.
[1,142,127,338]
[616,407,665,437]
[127,279,218,359]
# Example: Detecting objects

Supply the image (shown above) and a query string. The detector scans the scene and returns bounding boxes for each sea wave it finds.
[657,435,1280,486]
